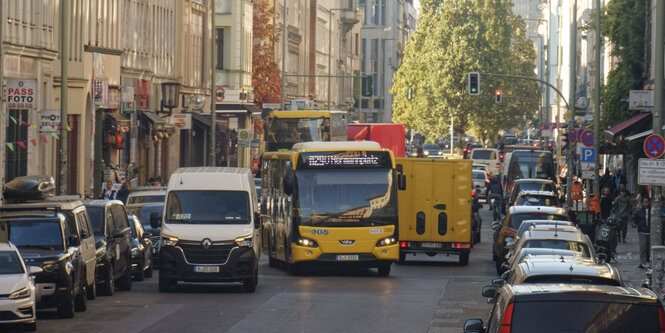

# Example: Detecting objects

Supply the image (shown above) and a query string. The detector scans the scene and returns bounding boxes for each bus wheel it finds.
[377,263,391,277]
[287,262,302,275]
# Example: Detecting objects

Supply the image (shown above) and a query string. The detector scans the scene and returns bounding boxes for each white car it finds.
[0,242,40,331]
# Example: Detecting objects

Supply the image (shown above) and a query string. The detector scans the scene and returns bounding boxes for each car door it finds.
[111,204,131,275]
[75,209,97,287]
[63,220,85,291]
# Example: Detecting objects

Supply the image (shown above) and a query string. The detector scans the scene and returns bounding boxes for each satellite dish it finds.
[191,94,205,110]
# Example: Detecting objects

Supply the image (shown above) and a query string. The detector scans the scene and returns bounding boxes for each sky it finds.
[414,0,420,9]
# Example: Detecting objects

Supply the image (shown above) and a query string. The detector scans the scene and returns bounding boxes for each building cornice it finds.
[84,45,123,56]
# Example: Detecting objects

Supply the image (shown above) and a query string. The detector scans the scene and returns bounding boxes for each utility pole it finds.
[592,0,601,196]
[209,3,216,166]
[280,1,286,110]
[651,0,664,254]
[59,0,69,194]
[566,0,577,207]
[328,10,333,112]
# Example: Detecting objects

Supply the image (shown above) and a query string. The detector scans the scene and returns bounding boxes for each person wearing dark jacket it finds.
[632,197,651,268]
[116,182,130,204]
[612,188,631,242]
[600,187,613,219]
[487,175,503,212]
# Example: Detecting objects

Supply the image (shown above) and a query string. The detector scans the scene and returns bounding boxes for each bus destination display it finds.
[298,151,391,169]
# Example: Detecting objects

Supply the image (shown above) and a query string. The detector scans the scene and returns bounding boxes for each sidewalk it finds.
[613,224,648,287]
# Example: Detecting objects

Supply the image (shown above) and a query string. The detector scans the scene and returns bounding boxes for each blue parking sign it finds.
[581,148,595,163]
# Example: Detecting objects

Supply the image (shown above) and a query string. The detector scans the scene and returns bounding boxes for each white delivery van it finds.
[470,148,501,175]
[151,167,260,292]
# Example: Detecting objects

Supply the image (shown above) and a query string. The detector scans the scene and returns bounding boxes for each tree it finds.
[252,0,281,105]
[391,0,539,143]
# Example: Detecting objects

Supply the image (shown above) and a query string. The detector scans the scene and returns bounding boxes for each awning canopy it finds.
[140,110,166,130]
[189,112,211,127]
[604,112,651,142]
[626,125,665,141]
[215,103,260,115]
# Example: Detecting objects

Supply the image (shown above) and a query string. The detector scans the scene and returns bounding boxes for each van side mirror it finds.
[67,234,80,246]
[150,212,160,229]
[463,319,484,333]
[254,212,261,229]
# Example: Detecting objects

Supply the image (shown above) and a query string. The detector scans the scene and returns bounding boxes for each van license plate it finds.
[336,255,359,261]
[421,242,441,248]
[194,266,219,273]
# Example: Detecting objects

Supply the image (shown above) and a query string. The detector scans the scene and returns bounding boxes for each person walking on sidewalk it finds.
[632,197,651,269]
[600,187,613,219]
[612,188,632,243]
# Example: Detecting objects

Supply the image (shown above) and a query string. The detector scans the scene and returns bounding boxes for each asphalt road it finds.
[9,207,499,333]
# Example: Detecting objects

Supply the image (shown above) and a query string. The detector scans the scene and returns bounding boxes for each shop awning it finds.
[604,112,651,142]
[215,103,260,114]
[626,125,665,141]
[189,112,211,127]
[105,112,130,132]
[140,110,166,130]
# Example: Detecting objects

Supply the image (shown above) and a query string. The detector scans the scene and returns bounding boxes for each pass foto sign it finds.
[7,78,37,110]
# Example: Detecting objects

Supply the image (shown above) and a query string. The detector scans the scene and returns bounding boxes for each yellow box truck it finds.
[396,158,474,265]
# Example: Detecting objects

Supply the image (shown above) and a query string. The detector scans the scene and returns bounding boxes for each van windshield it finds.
[510,301,659,333]
[472,150,495,160]
[165,191,250,224]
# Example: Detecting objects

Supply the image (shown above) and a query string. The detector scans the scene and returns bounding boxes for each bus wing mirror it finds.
[398,174,406,190]
[284,165,295,195]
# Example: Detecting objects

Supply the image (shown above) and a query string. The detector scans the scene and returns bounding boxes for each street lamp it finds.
[160,82,180,114]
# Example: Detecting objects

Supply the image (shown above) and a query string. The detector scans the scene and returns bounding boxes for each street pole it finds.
[592,0,601,196]
[328,10,333,112]
[59,0,69,194]
[450,113,454,155]
[566,0,577,208]
[280,1,286,110]
[209,4,216,166]
[651,0,664,254]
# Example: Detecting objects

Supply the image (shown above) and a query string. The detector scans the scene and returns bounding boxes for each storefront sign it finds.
[237,128,251,147]
[638,158,665,186]
[7,78,37,110]
[40,109,61,133]
[171,113,192,130]
[94,78,109,106]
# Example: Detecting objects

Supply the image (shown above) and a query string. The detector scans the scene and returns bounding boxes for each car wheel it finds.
[134,258,145,282]
[459,253,470,266]
[99,264,114,296]
[495,258,504,275]
[377,262,391,276]
[23,322,37,332]
[57,287,75,318]
[474,228,481,243]
[74,283,87,312]
[145,255,154,278]
[242,267,258,293]
[158,270,176,292]
[118,266,132,291]
[398,251,406,263]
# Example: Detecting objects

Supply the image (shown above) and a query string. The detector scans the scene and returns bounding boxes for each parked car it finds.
[502,248,596,277]
[421,143,445,158]
[506,179,556,209]
[472,170,489,199]
[504,259,623,286]
[84,200,133,296]
[126,188,167,205]
[513,190,560,207]
[126,202,163,265]
[516,220,574,238]
[0,242,40,331]
[464,284,665,333]
[128,215,154,281]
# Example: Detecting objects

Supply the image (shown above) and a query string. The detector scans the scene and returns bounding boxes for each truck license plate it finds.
[421,242,441,248]
[194,266,219,273]
[336,255,359,261]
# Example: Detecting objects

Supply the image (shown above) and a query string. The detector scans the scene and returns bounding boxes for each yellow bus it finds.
[264,110,347,151]
[260,141,401,276]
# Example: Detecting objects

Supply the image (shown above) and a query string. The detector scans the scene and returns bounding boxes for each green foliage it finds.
[391,0,539,142]
[599,0,645,130]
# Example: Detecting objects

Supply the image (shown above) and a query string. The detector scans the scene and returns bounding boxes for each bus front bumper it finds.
[291,244,399,264]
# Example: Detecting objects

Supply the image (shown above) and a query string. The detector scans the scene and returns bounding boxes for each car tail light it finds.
[658,307,665,332]
[400,241,407,248]
[500,153,504,160]
[453,243,471,249]
[499,303,514,333]
[472,191,476,197]
[496,163,500,169]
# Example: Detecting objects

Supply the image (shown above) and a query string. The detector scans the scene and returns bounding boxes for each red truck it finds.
[347,123,406,157]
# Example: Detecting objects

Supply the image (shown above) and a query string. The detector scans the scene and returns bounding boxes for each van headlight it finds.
[297,238,318,248]
[41,262,58,272]
[161,236,179,247]
[235,237,253,247]
[376,237,396,247]
[8,287,30,299]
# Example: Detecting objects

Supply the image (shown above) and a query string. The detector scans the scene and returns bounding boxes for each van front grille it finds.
[178,244,234,264]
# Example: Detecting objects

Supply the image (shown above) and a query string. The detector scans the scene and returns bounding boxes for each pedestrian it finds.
[101,180,117,200]
[599,170,611,192]
[600,187,613,219]
[612,181,628,200]
[632,197,651,269]
[611,188,631,243]
[116,182,130,204]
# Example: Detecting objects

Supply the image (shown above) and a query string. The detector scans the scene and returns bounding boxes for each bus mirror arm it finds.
[398,174,406,190]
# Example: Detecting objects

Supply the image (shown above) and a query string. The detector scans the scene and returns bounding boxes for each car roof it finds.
[521,220,573,225]
[508,205,567,215]
[84,199,124,207]
[514,179,554,184]
[472,163,489,167]
[525,225,580,233]
[516,260,620,280]
[503,284,658,303]
[0,197,86,211]
[471,148,497,152]
[128,190,167,196]
[521,229,586,242]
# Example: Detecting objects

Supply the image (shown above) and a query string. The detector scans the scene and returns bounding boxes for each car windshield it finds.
[523,275,620,286]
[0,251,24,274]
[509,213,568,229]
[472,150,495,159]
[423,144,440,150]
[510,302,659,333]
[296,168,396,227]
[165,191,250,224]
[2,220,64,251]
[128,194,165,204]
[473,172,486,180]
[524,240,590,257]
[85,206,105,235]
[516,181,554,193]
[517,222,572,236]
[517,195,556,206]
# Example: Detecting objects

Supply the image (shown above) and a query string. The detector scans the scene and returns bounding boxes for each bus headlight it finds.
[161,236,179,247]
[376,237,396,247]
[235,237,253,247]
[297,238,318,248]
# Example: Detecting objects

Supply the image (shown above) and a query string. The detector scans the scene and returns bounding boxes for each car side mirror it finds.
[491,222,501,231]
[463,319,485,333]
[150,212,160,229]
[67,234,80,246]
[142,232,153,239]
[481,285,498,298]
[596,253,607,263]
[28,266,43,275]
[491,277,505,287]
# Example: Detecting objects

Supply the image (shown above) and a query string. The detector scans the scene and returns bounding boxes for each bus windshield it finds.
[266,117,330,151]
[295,169,396,227]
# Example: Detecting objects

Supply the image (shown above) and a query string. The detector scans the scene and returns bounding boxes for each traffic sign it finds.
[581,147,596,163]
[568,129,578,143]
[215,87,226,102]
[638,158,665,185]
[644,134,665,159]
[580,130,594,147]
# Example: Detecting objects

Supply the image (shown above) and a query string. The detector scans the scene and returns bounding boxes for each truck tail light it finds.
[499,303,514,333]
[658,306,665,332]
[453,243,471,249]
[400,241,408,248]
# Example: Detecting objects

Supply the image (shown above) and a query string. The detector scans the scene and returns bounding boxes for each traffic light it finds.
[362,76,373,97]
[495,90,502,103]
[468,72,480,95]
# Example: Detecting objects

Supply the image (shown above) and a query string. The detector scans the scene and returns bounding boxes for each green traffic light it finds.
[471,88,477,93]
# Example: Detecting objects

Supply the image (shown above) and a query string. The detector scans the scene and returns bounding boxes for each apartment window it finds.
[216,28,224,69]
[361,38,366,72]
[355,33,359,56]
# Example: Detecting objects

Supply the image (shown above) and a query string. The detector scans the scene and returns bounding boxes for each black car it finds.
[128,214,154,281]
[84,200,133,296]
[126,202,163,266]
[464,283,665,332]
